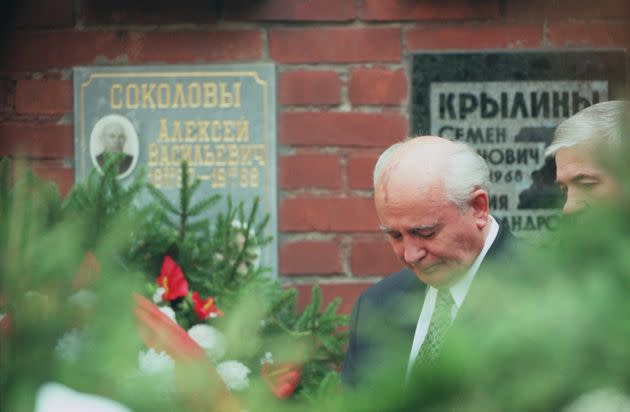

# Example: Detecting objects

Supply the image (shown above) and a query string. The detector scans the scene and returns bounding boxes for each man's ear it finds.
[468,189,489,229]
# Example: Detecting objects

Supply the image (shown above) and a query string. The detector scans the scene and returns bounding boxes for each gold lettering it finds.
[223,120,235,142]
[148,144,159,166]
[172,120,183,142]
[184,121,196,142]
[233,82,241,108]
[188,83,201,108]
[240,145,253,165]
[158,118,169,141]
[172,84,187,109]
[181,145,193,163]
[110,84,123,109]
[126,84,139,109]
[171,145,180,164]
[198,120,210,142]
[215,144,226,166]
[141,83,156,109]
[157,83,170,109]
[194,145,204,165]
[253,145,265,166]
[228,144,239,165]
[211,121,221,142]
[152,168,163,188]
[204,145,214,165]
[203,83,217,108]
[160,145,170,165]
[236,119,249,142]
[250,168,259,187]
[219,83,233,108]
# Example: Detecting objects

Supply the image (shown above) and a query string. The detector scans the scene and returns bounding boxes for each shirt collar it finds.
[447,216,499,309]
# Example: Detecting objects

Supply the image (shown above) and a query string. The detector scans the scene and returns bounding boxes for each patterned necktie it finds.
[416,289,455,364]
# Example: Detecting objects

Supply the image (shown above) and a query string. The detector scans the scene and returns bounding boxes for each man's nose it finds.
[563,192,584,215]
[402,239,427,265]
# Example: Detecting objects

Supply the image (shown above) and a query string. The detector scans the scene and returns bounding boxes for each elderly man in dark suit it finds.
[342,136,519,388]
[96,121,133,175]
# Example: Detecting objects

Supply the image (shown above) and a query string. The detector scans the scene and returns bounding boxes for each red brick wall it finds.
[1,0,629,313]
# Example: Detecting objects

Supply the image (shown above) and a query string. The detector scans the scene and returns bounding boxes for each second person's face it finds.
[554,143,620,214]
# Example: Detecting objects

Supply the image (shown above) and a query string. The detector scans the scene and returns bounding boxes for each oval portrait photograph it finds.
[89,114,139,179]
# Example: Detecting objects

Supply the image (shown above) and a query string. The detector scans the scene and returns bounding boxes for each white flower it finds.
[235,232,246,249]
[138,348,175,375]
[68,289,98,309]
[35,382,132,412]
[214,253,223,262]
[260,352,273,365]
[217,360,250,391]
[231,220,261,268]
[564,388,630,412]
[55,329,85,363]
[187,324,226,361]
[158,306,176,323]
[152,287,165,304]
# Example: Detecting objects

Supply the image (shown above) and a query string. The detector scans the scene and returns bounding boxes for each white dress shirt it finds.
[405,216,499,379]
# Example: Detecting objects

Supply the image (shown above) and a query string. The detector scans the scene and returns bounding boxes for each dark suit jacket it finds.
[342,222,519,388]
[96,152,133,175]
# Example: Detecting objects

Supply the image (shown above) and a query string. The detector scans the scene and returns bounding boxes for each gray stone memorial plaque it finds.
[411,51,628,236]
[74,64,278,274]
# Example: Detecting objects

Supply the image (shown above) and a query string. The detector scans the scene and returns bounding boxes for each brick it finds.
[15,80,72,114]
[280,197,379,232]
[4,30,262,72]
[31,162,74,196]
[360,0,499,21]
[280,241,341,275]
[280,112,408,147]
[505,0,630,18]
[548,22,630,47]
[269,28,401,64]
[351,238,402,276]
[279,154,342,190]
[349,68,407,106]
[279,70,342,106]
[225,0,355,21]
[347,152,379,190]
[407,23,542,50]
[290,282,374,314]
[0,124,74,158]
[82,0,219,25]
[10,0,74,28]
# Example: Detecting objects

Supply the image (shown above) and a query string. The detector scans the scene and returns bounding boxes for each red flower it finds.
[262,362,302,399]
[192,292,224,321]
[0,313,11,336]
[73,251,100,291]
[156,256,189,301]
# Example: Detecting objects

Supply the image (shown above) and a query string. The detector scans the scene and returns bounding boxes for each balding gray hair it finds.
[373,137,490,211]
[545,100,629,157]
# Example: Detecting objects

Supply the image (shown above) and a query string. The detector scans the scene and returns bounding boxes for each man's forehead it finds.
[555,146,602,181]
[103,123,124,134]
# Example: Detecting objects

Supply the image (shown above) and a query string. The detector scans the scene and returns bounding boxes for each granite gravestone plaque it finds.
[411,51,628,236]
[74,64,277,274]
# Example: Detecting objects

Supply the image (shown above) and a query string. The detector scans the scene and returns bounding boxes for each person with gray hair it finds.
[96,121,134,175]
[546,100,629,214]
[342,136,519,388]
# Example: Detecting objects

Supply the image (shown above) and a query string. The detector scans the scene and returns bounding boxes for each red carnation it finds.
[192,292,224,321]
[156,256,189,301]
[0,313,11,336]
[262,362,302,399]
